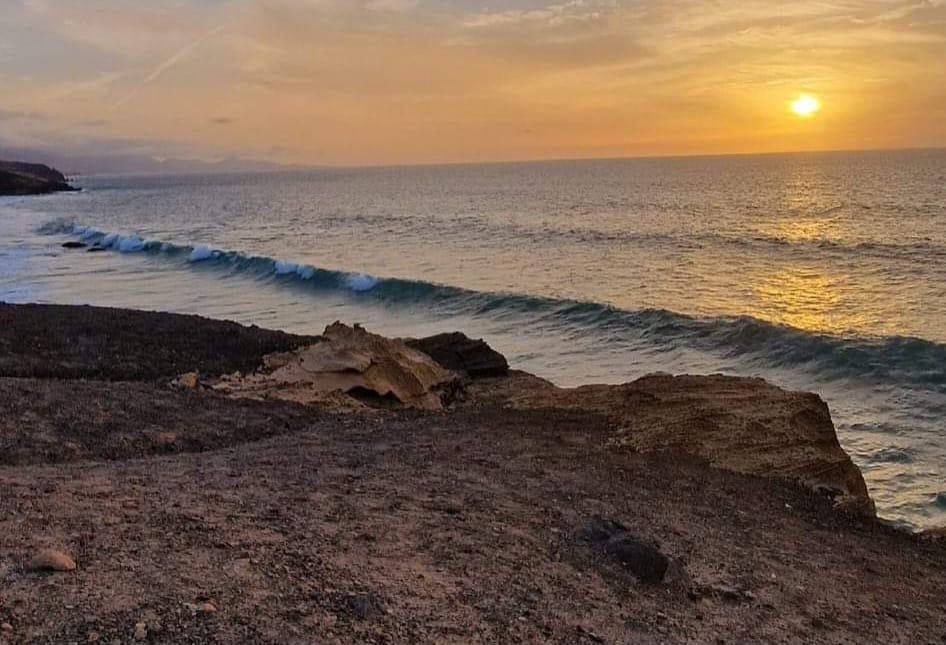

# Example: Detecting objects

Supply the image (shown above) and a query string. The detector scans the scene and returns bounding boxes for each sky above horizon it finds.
[2,0,945,166]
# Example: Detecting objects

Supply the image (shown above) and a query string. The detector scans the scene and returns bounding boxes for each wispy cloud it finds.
[2,0,945,164]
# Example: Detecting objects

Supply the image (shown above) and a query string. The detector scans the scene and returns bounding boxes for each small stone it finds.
[87,631,101,642]
[175,372,200,389]
[133,622,147,641]
[28,549,77,572]
[154,432,178,448]
[1,622,12,632]
[197,602,217,614]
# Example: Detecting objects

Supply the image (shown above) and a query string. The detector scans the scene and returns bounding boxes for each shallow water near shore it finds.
[1,149,944,529]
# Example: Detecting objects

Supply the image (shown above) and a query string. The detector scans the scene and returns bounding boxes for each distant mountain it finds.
[0,160,79,195]
[0,147,305,176]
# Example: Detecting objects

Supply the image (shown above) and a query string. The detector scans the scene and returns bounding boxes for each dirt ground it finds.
[1,303,944,644]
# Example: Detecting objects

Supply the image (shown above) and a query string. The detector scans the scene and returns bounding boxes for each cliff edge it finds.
[0,160,78,196]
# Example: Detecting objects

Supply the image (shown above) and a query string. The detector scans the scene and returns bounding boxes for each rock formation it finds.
[405,332,509,377]
[467,372,875,515]
[213,322,462,410]
[0,160,78,195]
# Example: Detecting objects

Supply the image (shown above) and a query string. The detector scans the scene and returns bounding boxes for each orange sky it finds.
[2,0,945,165]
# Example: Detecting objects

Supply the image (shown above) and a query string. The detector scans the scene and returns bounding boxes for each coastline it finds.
[0,303,944,644]
[0,161,78,196]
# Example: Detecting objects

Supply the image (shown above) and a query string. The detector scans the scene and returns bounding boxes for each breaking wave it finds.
[46,221,946,393]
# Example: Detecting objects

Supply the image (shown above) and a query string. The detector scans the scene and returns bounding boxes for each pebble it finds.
[175,372,200,389]
[197,602,217,614]
[133,622,147,641]
[155,432,178,447]
[1,623,12,632]
[28,549,77,572]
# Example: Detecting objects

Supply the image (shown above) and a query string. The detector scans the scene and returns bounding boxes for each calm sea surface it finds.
[1,149,944,529]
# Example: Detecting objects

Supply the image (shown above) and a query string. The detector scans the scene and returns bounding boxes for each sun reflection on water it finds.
[752,267,852,333]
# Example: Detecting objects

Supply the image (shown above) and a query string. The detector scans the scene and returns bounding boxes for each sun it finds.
[791,94,821,118]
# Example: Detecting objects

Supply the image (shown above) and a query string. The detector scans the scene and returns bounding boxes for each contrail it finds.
[112,24,225,109]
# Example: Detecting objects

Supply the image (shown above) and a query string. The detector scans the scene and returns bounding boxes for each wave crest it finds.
[47,221,946,392]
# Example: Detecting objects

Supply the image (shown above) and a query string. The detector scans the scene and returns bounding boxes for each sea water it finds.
[1,149,944,529]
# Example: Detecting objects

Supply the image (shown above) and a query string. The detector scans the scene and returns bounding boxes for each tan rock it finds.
[197,601,217,614]
[28,548,76,572]
[133,622,147,641]
[467,372,875,515]
[1,623,12,633]
[214,323,461,410]
[175,372,200,389]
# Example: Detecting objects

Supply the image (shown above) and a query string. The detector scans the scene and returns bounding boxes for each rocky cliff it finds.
[0,160,78,195]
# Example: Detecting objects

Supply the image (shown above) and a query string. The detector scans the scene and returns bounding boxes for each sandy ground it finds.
[0,303,944,644]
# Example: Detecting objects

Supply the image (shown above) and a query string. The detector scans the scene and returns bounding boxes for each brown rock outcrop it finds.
[468,372,874,515]
[213,323,461,410]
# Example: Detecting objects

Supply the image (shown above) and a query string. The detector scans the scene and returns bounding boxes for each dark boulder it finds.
[405,332,508,377]
[62,241,87,249]
[581,516,669,584]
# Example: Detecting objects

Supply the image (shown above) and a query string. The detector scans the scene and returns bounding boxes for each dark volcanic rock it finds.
[406,332,508,377]
[0,160,78,195]
[62,241,88,249]
[581,516,670,583]
[0,303,318,381]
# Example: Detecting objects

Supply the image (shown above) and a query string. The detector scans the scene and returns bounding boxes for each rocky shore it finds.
[0,303,944,644]
[0,161,77,196]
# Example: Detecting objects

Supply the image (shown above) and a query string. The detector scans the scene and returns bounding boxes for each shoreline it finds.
[1,303,944,643]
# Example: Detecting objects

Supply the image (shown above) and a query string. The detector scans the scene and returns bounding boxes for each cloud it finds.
[113,24,225,109]
[463,1,614,29]
[0,110,47,122]
[3,0,946,164]
[365,0,419,12]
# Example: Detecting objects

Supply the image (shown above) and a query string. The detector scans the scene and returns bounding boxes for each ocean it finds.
[1,149,944,530]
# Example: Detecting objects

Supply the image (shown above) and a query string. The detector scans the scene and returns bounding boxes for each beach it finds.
[1,303,944,644]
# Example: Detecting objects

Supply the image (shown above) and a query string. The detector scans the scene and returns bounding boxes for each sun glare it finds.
[791,94,821,118]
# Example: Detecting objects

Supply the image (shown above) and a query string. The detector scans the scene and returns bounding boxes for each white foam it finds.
[296,265,316,280]
[188,245,217,262]
[347,273,379,292]
[274,260,298,275]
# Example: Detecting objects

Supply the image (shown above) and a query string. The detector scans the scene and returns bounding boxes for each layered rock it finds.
[467,372,875,515]
[213,322,461,410]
